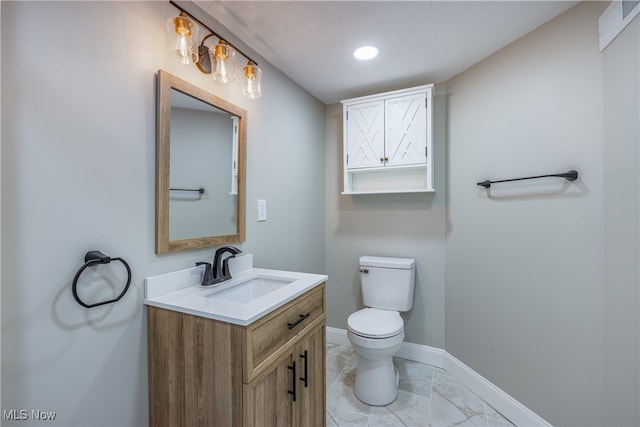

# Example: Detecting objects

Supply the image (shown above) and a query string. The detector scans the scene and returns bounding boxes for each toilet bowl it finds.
[347,308,405,405]
[347,256,415,406]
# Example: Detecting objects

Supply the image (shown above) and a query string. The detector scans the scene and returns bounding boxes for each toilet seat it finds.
[347,308,403,339]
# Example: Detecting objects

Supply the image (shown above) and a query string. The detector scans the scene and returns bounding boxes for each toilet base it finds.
[353,357,400,406]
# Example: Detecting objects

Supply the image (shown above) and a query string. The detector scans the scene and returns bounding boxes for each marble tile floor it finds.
[326,343,515,427]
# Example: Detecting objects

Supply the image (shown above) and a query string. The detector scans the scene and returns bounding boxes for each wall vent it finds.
[600,0,640,51]
[622,0,640,19]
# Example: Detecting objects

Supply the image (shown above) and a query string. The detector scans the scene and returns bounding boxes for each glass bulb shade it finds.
[167,16,199,64]
[242,63,262,99]
[209,43,236,83]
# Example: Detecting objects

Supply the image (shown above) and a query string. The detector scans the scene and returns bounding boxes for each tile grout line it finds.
[426,364,435,427]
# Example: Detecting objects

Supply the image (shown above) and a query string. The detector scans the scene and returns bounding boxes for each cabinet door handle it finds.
[288,361,296,402]
[287,313,310,330]
[299,350,308,388]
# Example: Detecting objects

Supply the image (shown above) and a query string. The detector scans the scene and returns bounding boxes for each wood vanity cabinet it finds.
[245,323,325,426]
[147,283,326,427]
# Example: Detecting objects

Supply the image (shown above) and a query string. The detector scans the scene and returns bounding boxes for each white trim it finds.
[327,326,552,427]
[327,326,446,367]
[395,340,446,369]
[341,83,434,105]
[326,326,351,347]
[600,0,640,51]
[443,352,552,427]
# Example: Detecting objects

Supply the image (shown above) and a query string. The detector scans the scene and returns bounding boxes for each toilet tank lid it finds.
[360,256,415,269]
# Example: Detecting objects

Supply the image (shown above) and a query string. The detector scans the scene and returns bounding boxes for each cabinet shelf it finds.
[342,189,435,195]
[346,163,428,174]
[343,163,433,194]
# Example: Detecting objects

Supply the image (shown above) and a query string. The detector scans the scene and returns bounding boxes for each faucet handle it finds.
[221,255,237,277]
[196,262,214,286]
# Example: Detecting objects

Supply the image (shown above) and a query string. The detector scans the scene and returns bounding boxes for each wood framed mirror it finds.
[156,70,246,254]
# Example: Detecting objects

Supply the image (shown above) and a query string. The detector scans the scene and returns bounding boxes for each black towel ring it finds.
[72,250,131,309]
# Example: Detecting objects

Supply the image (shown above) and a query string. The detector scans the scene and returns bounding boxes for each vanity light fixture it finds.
[167,13,199,64]
[354,45,379,60]
[242,61,262,99]
[211,41,236,83]
[168,1,262,99]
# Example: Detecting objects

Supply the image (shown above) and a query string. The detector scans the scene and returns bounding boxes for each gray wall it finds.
[1,1,325,426]
[602,12,640,427]
[445,2,638,426]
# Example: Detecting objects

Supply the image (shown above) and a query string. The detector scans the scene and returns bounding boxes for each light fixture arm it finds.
[195,33,216,74]
[169,1,258,67]
[200,33,217,46]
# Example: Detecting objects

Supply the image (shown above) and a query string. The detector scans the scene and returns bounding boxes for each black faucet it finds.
[210,246,242,285]
[196,246,242,286]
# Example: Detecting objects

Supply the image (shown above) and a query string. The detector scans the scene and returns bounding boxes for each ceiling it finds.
[195,1,578,104]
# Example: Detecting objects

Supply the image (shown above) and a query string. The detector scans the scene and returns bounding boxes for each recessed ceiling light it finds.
[354,45,379,60]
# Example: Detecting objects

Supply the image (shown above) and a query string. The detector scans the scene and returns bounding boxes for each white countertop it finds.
[144,256,327,326]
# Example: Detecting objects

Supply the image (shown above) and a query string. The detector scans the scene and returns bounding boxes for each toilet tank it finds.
[359,256,416,311]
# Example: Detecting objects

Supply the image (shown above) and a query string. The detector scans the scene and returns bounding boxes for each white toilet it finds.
[347,255,416,406]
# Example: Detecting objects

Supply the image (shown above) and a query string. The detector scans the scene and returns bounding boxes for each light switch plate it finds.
[257,199,267,222]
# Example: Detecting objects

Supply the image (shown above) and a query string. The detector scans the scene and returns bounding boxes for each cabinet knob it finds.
[380,157,384,163]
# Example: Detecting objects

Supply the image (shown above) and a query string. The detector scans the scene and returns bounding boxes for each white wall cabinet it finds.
[342,85,434,194]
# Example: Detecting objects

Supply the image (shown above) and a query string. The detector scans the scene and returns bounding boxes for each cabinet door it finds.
[385,93,427,167]
[244,352,294,427]
[295,324,326,427]
[346,100,385,169]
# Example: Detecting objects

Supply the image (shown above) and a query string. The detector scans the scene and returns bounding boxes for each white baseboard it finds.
[326,326,351,347]
[443,352,551,427]
[327,326,446,369]
[327,326,551,427]
[396,340,447,369]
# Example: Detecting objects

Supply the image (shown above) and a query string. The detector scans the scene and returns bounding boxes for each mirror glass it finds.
[156,70,246,254]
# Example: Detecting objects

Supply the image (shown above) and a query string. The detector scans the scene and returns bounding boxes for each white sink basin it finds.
[144,262,327,325]
[204,276,295,303]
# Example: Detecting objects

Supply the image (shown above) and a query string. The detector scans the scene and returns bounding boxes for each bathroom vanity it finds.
[145,261,327,427]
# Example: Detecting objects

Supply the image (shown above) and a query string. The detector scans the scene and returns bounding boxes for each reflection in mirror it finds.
[169,89,237,239]
[156,70,246,254]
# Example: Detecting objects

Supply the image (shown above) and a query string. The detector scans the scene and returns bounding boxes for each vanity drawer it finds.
[244,283,325,382]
